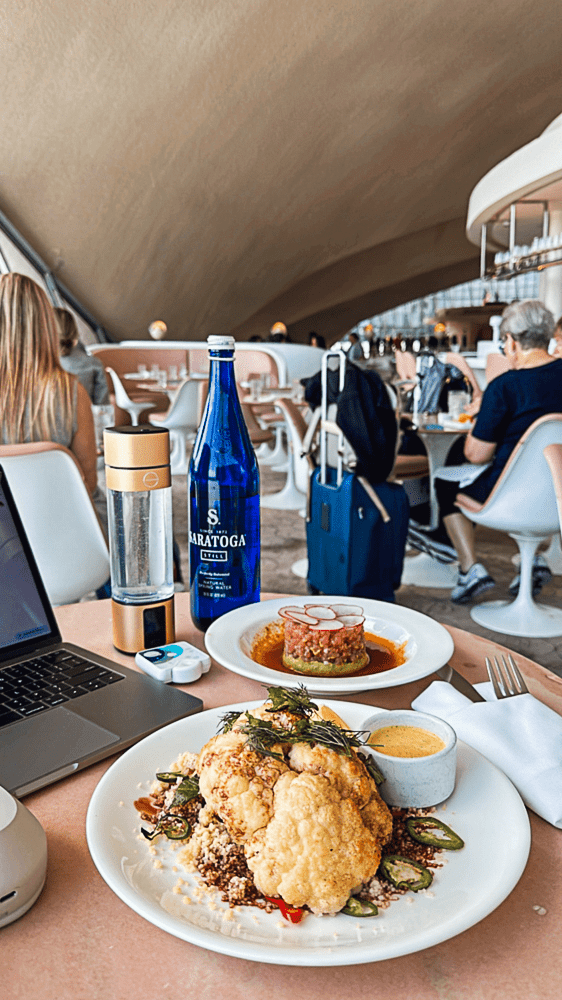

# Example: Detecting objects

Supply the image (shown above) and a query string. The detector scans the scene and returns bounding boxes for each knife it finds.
[437,664,485,702]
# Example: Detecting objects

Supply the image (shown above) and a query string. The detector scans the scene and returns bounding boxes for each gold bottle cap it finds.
[104,425,170,470]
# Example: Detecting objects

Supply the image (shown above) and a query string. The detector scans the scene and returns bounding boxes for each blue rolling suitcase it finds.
[306,467,409,602]
[306,350,409,602]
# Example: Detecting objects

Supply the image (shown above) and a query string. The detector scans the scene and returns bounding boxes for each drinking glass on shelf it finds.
[168,365,178,381]
[448,391,470,420]
[138,363,148,378]
[249,378,261,402]
[157,370,168,389]
[292,379,304,403]
[416,412,434,429]
[179,363,188,379]
[260,373,271,391]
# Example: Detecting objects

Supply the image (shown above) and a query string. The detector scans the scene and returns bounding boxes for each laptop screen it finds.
[0,466,60,660]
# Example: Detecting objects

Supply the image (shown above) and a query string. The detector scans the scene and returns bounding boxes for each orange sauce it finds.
[251,623,406,677]
[368,725,445,757]
[134,796,159,817]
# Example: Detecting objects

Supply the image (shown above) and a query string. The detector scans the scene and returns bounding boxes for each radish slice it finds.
[303,605,337,620]
[278,606,306,619]
[338,615,364,628]
[308,620,344,631]
[329,604,363,616]
[287,611,322,626]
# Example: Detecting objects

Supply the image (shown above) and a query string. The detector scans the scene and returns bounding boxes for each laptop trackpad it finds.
[0,706,119,791]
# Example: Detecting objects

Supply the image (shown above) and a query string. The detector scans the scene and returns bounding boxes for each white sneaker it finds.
[451,563,495,604]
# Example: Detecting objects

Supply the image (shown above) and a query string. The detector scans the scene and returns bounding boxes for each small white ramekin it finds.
[362,708,457,808]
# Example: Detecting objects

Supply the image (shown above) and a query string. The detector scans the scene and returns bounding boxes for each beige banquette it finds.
[89,341,296,388]
[89,346,188,421]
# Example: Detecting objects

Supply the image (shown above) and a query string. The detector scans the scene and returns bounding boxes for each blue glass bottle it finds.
[188,335,260,631]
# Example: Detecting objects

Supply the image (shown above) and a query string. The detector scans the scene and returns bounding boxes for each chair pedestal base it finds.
[257,425,286,466]
[169,430,188,475]
[470,598,562,638]
[291,557,308,578]
[472,530,562,637]
[261,439,306,511]
[261,480,306,510]
[400,552,458,588]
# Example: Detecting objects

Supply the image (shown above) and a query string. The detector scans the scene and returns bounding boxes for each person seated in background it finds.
[0,273,109,559]
[308,331,326,349]
[434,299,562,603]
[551,315,562,358]
[347,332,364,362]
[56,308,110,406]
[269,320,291,343]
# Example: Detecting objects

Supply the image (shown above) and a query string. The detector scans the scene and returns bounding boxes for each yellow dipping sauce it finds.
[368,725,445,758]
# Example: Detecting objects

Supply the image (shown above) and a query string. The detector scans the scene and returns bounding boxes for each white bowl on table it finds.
[362,708,457,807]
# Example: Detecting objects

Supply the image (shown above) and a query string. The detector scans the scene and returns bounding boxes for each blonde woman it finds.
[0,273,99,504]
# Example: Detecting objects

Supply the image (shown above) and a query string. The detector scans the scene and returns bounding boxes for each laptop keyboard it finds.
[0,650,124,729]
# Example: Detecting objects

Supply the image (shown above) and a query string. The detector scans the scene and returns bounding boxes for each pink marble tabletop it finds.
[4,593,562,1000]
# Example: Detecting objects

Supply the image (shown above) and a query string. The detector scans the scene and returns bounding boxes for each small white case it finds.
[135,641,211,684]
[0,786,48,927]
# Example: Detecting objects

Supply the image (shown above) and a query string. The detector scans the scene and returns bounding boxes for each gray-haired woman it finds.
[433,299,562,603]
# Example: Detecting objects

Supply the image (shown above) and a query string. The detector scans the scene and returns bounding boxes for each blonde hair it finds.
[55,307,79,357]
[0,273,75,443]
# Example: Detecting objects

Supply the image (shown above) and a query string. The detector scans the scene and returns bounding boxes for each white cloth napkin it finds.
[412,681,562,827]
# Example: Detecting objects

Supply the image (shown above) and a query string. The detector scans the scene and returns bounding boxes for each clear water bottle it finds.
[188,335,260,631]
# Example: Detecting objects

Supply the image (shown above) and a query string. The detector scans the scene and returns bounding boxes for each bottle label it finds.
[189,496,260,606]
[190,523,247,562]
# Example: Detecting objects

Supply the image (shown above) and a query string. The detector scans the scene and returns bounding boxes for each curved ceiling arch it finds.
[1,0,562,341]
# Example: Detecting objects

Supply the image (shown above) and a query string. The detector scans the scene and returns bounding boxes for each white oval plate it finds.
[204,596,455,694]
[86,700,530,967]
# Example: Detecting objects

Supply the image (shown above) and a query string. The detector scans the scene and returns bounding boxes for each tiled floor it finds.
[170,457,562,679]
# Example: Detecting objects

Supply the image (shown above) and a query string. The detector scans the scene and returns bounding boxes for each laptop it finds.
[0,464,202,797]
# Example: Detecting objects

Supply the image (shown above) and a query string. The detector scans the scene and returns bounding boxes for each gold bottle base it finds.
[112,596,175,654]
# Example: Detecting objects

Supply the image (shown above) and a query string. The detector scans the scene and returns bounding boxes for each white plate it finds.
[204,596,455,694]
[86,700,530,967]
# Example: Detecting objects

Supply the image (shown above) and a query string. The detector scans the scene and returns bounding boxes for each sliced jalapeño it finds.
[406,816,464,850]
[342,897,379,917]
[380,855,433,892]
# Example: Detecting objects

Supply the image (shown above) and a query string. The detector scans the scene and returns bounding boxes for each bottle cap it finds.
[207,335,235,350]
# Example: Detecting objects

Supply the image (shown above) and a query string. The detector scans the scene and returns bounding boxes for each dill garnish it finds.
[214,685,385,782]
[357,750,385,785]
[218,710,242,733]
[264,684,318,718]
[237,711,369,763]
[291,720,366,757]
[236,714,288,761]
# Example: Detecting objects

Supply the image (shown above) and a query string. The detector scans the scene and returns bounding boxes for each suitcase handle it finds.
[320,349,347,486]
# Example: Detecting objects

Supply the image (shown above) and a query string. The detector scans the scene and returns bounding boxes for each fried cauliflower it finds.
[288,741,373,808]
[245,769,388,914]
[195,700,392,914]
[197,728,288,843]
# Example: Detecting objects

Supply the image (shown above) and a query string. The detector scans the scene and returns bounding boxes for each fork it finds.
[485,653,529,699]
